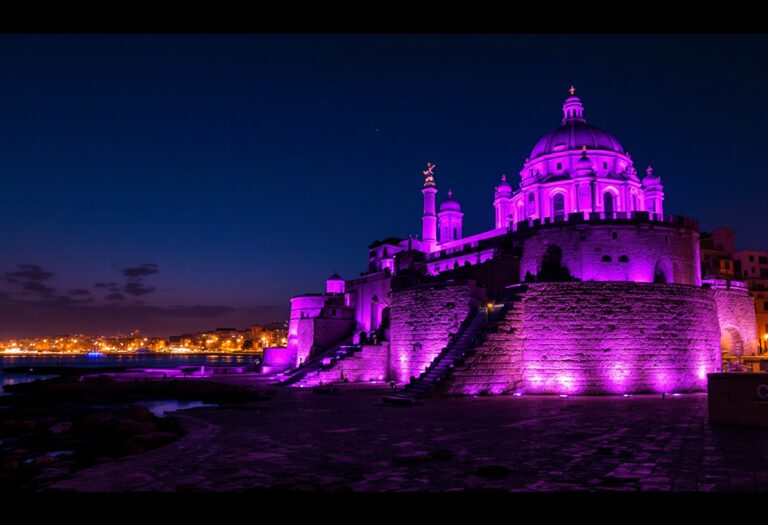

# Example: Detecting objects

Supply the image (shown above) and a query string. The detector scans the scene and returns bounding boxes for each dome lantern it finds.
[526,89,626,161]
[440,189,462,212]
[562,86,586,124]
[495,174,513,198]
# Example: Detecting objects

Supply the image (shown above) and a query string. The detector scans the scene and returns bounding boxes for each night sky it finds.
[1,34,766,338]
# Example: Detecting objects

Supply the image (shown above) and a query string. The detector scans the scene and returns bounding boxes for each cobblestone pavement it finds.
[49,388,768,492]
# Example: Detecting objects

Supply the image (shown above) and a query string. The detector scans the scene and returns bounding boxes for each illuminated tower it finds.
[642,165,664,217]
[493,174,513,228]
[421,162,438,253]
[438,189,463,243]
[325,272,345,295]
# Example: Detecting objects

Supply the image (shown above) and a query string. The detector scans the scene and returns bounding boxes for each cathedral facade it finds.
[274,89,758,396]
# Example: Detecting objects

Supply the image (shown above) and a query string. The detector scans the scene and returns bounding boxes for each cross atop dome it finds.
[562,88,586,124]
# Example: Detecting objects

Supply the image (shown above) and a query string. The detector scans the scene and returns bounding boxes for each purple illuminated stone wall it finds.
[261,347,295,375]
[297,344,390,387]
[711,285,759,356]
[389,283,477,384]
[449,282,722,395]
[295,316,355,365]
[346,273,392,335]
[519,222,701,285]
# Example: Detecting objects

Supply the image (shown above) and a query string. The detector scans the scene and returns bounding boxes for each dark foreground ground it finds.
[45,386,768,492]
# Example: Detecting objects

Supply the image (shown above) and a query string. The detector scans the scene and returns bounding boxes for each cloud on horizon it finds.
[124,281,156,296]
[4,264,54,282]
[122,263,159,279]
[0,262,287,338]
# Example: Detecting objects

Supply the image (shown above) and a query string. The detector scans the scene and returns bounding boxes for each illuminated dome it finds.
[495,174,513,197]
[528,92,625,160]
[440,189,461,212]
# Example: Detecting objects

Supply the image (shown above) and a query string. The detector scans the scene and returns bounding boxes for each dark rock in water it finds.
[112,419,157,439]
[33,455,56,466]
[76,413,157,440]
[48,422,72,435]
[130,431,178,449]
[119,440,145,456]
[158,416,184,435]
[112,405,154,422]
[476,464,511,478]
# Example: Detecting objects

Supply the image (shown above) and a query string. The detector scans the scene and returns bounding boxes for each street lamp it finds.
[486,302,494,322]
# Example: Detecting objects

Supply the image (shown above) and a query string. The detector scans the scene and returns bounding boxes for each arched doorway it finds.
[552,193,565,219]
[539,244,571,281]
[603,192,615,215]
[654,258,673,284]
[380,306,390,329]
[370,294,379,330]
[720,326,744,356]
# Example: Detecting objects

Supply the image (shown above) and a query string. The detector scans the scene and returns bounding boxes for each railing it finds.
[426,211,699,260]
[701,278,749,290]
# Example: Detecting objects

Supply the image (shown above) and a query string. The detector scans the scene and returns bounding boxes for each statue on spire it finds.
[423,162,437,187]
[569,85,576,96]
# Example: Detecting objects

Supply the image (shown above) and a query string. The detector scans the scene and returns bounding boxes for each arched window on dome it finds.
[601,255,612,263]
[603,192,615,216]
[552,193,565,219]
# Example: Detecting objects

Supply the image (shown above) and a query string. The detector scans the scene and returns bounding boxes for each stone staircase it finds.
[277,339,358,387]
[382,286,527,404]
[290,343,376,387]
[446,289,526,395]
[382,305,498,405]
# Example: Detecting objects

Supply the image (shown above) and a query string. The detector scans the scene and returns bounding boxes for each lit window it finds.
[552,193,565,218]
[603,192,614,214]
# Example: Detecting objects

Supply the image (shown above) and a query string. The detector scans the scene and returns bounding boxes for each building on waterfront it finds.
[733,250,768,351]
[700,227,737,280]
[273,88,758,395]
[697,228,768,354]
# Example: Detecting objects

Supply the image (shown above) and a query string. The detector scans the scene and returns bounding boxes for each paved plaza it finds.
[50,387,768,492]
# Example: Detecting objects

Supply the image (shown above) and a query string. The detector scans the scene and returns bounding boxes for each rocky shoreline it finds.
[0,370,274,490]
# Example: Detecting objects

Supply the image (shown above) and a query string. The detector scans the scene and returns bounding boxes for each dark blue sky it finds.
[1,34,766,338]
